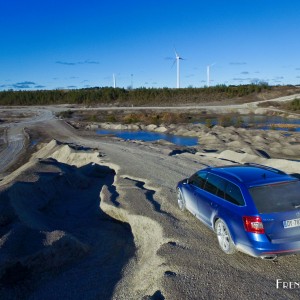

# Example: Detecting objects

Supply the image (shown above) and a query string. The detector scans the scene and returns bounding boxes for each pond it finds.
[97,129,198,146]
[200,115,300,132]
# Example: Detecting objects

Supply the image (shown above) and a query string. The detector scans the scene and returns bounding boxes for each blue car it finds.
[177,163,300,260]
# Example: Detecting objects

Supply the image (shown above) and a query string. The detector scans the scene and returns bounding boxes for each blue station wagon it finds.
[177,163,300,260]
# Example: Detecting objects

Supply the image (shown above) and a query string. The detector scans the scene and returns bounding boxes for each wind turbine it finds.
[207,62,216,87]
[173,48,184,88]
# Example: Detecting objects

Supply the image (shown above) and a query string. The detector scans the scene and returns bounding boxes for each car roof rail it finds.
[243,163,286,175]
[210,167,244,182]
[222,171,243,182]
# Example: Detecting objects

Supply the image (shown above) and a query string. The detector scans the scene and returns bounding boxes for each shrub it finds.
[88,114,98,122]
[218,115,234,127]
[106,114,117,122]
[235,116,245,127]
[57,110,73,118]
[205,118,213,128]
[123,113,140,124]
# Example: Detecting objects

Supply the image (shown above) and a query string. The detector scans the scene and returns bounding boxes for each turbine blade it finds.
[171,59,176,68]
[174,46,179,58]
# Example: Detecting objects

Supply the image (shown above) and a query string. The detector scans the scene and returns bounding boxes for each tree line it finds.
[0,84,270,106]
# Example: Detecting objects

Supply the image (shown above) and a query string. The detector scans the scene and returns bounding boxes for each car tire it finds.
[177,188,186,211]
[215,219,236,254]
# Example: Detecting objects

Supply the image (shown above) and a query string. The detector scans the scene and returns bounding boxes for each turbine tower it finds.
[207,65,210,87]
[113,73,116,88]
[207,63,216,87]
[174,49,184,88]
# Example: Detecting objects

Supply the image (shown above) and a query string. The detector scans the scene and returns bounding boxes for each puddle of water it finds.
[97,130,198,146]
[258,125,300,132]
[30,140,38,146]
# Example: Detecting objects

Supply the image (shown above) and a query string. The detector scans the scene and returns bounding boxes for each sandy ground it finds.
[0,114,300,299]
[0,120,300,299]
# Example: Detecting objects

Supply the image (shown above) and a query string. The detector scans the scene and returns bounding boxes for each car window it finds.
[249,180,300,213]
[189,171,207,189]
[203,174,226,198]
[225,182,245,206]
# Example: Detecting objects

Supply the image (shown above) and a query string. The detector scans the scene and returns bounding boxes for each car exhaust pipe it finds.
[261,255,278,261]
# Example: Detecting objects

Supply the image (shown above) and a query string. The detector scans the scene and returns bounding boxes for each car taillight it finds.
[243,216,265,234]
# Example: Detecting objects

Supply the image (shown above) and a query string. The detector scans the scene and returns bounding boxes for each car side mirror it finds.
[183,178,189,185]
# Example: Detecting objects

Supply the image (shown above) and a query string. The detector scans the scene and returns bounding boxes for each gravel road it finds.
[0,95,300,299]
[34,119,300,300]
[0,109,54,173]
[0,126,25,173]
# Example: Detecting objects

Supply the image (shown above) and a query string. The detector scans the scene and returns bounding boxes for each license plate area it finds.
[283,218,300,229]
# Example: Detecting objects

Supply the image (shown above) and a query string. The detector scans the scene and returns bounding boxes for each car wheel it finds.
[177,188,185,211]
[215,219,236,254]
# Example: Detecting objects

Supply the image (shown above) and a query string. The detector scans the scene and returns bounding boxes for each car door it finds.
[184,171,207,216]
[196,173,227,227]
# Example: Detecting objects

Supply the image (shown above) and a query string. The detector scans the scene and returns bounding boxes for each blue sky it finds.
[1,0,300,90]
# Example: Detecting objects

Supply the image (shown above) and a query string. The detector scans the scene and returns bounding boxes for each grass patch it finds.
[258,98,300,113]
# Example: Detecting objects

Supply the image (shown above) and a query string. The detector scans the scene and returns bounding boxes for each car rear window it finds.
[249,180,300,213]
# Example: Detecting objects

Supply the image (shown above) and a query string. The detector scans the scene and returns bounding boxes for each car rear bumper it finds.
[237,239,300,258]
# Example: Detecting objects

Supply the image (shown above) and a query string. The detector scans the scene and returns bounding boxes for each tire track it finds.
[0,126,25,173]
[0,109,54,175]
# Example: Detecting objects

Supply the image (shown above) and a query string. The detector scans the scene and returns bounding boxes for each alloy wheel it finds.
[177,188,185,211]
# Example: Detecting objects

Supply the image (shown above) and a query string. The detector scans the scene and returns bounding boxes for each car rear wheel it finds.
[177,188,185,211]
[215,219,236,254]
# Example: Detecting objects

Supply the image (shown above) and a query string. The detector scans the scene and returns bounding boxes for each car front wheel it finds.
[177,188,185,211]
[215,219,236,254]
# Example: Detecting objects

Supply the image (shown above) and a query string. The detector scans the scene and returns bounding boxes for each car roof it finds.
[205,164,296,187]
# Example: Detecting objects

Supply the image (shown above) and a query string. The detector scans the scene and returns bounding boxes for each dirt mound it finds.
[217,150,300,173]
[0,145,134,299]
